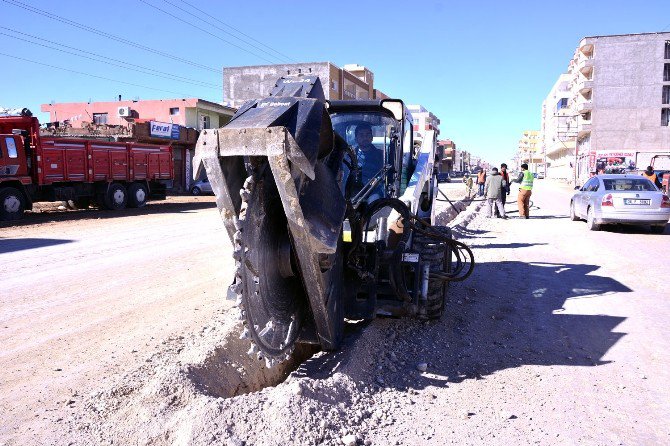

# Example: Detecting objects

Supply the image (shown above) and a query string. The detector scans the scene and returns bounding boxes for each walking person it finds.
[484,167,506,218]
[477,169,487,197]
[511,163,534,219]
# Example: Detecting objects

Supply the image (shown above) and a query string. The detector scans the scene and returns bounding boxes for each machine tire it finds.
[587,207,600,231]
[191,186,201,196]
[413,226,450,320]
[570,202,579,221]
[103,183,128,210]
[650,224,666,234]
[127,183,148,208]
[0,187,26,221]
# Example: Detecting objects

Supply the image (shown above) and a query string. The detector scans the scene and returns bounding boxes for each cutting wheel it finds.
[234,165,308,366]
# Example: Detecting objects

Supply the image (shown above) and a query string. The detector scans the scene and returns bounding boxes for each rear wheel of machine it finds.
[0,187,26,221]
[104,183,128,210]
[237,167,310,365]
[127,183,148,208]
[413,226,450,320]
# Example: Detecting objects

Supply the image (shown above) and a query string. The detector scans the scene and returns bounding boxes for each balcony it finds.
[579,80,594,95]
[578,121,592,137]
[578,58,594,76]
[577,100,592,114]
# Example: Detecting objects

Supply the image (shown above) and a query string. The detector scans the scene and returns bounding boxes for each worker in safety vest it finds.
[511,163,534,219]
[642,166,662,188]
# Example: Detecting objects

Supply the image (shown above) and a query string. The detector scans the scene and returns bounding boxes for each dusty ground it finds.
[2,182,669,445]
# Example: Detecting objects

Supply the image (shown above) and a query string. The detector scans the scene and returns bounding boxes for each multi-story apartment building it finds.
[541,74,575,180]
[222,62,390,108]
[436,139,455,172]
[542,32,670,183]
[518,130,543,172]
[407,104,440,139]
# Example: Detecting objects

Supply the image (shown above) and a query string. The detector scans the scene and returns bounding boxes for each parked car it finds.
[190,178,213,195]
[436,172,451,183]
[536,172,545,179]
[569,174,670,233]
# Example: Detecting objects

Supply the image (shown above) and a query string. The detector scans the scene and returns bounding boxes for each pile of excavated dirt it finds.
[56,199,482,446]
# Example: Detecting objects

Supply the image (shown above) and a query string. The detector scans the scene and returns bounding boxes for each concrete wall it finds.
[589,33,670,153]
[223,63,335,107]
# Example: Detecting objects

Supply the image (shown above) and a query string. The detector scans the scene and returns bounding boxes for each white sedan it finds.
[570,174,670,233]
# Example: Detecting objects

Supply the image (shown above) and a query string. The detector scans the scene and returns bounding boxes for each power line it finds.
[180,0,298,63]
[137,0,279,64]
[0,52,199,98]
[0,27,221,89]
[165,0,297,64]
[1,0,220,73]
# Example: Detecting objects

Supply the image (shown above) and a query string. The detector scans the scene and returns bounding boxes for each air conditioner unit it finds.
[117,106,131,117]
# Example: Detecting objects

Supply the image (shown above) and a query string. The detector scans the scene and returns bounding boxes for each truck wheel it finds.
[0,187,26,221]
[104,183,128,210]
[413,226,451,320]
[127,183,148,208]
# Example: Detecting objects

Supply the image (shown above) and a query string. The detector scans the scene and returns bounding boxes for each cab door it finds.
[0,135,28,178]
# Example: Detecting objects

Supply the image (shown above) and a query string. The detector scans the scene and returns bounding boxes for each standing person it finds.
[642,165,662,188]
[511,163,534,219]
[484,167,506,218]
[500,163,510,206]
[477,169,487,197]
[353,123,384,201]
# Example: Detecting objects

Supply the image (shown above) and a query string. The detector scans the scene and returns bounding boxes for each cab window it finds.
[5,137,18,158]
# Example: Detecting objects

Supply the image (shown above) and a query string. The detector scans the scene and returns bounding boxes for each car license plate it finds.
[624,199,650,205]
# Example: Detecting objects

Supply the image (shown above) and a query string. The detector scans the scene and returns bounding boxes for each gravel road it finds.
[1,182,669,445]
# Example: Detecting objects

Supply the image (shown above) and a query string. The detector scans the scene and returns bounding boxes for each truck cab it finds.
[0,133,29,178]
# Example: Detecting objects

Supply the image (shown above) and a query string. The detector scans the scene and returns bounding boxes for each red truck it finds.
[0,110,173,221]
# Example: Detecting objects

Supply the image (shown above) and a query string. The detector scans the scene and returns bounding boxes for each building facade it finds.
[40,98,235,192]
[222,62,390,108]
[542,32,670,183]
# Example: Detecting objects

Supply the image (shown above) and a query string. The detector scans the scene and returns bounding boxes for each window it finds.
[556,98,568,111]
[664,86,670,105]
[662,108,670,126]
[666,41,670,59]
[200,115,210,130]
[169,107,180,116]
[603,178,656,191]
[330,80,338,92]
[92,113,108,125]
[665,63,670,82]
[5,137,18,158]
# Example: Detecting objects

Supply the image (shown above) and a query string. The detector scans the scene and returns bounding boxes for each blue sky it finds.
[1,0,669,164]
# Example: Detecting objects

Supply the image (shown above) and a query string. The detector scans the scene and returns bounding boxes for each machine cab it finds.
[0,134,28,179]
[328,100,414,203]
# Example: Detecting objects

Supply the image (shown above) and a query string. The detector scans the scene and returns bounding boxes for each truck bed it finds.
[38,138,172,185]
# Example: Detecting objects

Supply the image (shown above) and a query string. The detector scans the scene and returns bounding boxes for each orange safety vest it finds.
[643,172,657,183]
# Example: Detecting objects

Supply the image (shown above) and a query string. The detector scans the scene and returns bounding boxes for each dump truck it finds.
[194,76,474,368]
[0,109,173,220]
